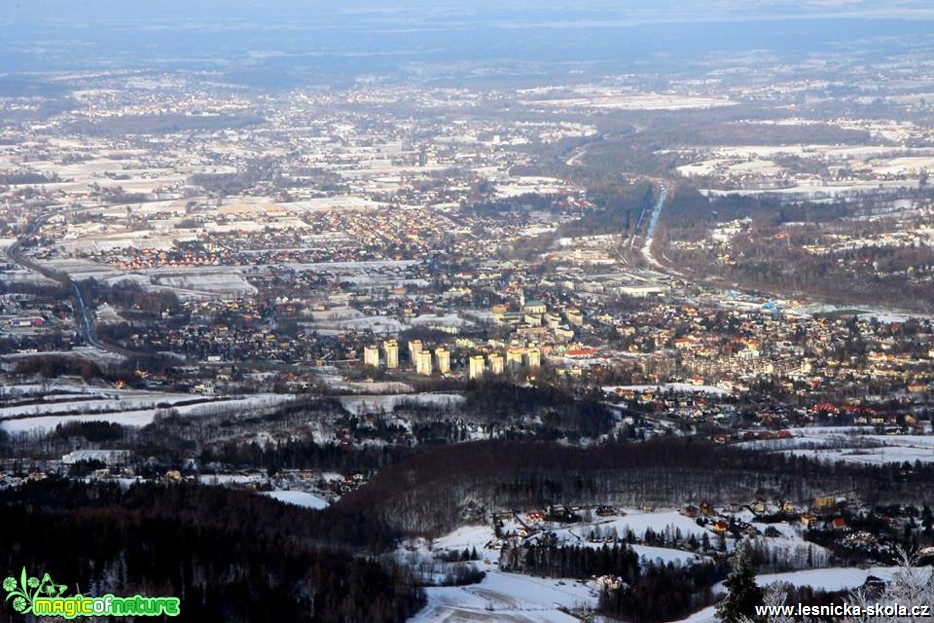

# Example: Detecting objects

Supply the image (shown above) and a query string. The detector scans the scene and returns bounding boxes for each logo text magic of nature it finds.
[4,568,180,618]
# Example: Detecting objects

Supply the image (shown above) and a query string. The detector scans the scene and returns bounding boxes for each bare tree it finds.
[744,547,934,623]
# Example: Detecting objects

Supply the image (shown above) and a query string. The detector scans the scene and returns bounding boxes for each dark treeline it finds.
[500,540,724,623]
[86,279,181,318]
[0,479,423,623]
[0,169,61,185]
[54,420,125,443]
[501,542,640,581]
[189,156,286,195]
[466,192,564,217]
[199,384,618,475]
[0,280,70,298]
[8,354,174,388]
[336,439,934,536]
[462,380,615,438]
[201,438,414,473]
[599,560,726,623]
[559,180,653,237]
[12,355,103,381]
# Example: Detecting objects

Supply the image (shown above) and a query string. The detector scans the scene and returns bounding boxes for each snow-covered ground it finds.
[406,524,600,622]
[413,511,929,623]
[2,409,166,432]
[262,490,329,510]
[740,427,934,465]
[524,89,735,111]
[310,315,408,335]
[0,392,295,434]
[753,566,918,591]
[0,268,62,287]
[685,563,931,623]
[632,544,709,566]
[678,605,719,623]
[408,313,473,330]
[596,509,711,540]
[0,393,197,419]
[672,566,929,623]
[603,383,730,396]
[412,571,597,623]
[148,269,258,297]
[338,393,464,415]
[411,515,715,622]
[1,346,127,366]
[433,525,499,553]
[0,380,124,397]
[786,446,934,465]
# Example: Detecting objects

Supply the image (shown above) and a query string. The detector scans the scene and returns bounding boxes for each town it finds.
[1,4,933,621]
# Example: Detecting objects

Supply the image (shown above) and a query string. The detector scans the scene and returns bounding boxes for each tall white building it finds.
[506,346,524,369]
[468,355,486,379]
[384,339,399,369]
[363,345,380,368]
[416,350,433,376]
[435,347,451,374]
[489,353,504,375]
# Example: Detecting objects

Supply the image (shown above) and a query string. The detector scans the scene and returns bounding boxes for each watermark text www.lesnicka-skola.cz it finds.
[4,567,180,618]
[756,602,933,619]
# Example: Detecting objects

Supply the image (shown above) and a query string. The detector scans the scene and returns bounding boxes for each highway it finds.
[640,183,668,270]
[6,213,136,359]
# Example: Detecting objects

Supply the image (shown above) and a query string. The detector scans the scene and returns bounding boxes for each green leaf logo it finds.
[3,567,68,616]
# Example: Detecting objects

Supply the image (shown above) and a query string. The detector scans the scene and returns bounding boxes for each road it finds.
[6,213,136,359]
[640,183,668,270]
[628,182,689,281]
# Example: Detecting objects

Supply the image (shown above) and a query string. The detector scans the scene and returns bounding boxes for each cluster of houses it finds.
[487,495,894,556]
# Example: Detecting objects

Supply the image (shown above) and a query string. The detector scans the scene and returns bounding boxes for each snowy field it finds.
[587,509,710,540]
[1,347,129,367]
[740,427,934,465]
[682,565,934,623]
[310,315,408,335]
[0,388,295,434]
[419,517,923,623]
[0,268,62,288]
[753,566,925,591]
[407,524,599,622]
[702,178,920,198]
[523,89,735,111]
[411,514,713,622]
[675,145,934,182]
[329,381,416,394]
[262,490,330,510]
[337,393,465,415]
[148,269,258,297]
[411,514,836,623]
[412,572,596,623]
[308,311,471,336]
[603,383,730,396]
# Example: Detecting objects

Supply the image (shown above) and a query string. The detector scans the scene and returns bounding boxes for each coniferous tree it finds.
[717,541,764,623]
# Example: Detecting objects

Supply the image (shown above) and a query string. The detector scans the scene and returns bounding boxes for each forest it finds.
[597,559,726,623]
[657,185,934,312]
[334,438,934,536]
[498,539,725,623]
[0,479,423,623]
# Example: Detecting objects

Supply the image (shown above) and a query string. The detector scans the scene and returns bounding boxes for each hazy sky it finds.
[2,0,930,84]
[5,0,932,21]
